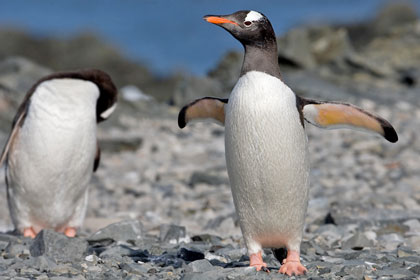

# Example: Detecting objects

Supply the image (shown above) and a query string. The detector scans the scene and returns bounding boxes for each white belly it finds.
[6,79,99,231]
[225,71,310,253]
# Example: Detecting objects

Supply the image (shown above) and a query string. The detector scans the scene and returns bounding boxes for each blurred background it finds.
[1,0,419,105]
[0,0,419,264]
[1,0,419,75]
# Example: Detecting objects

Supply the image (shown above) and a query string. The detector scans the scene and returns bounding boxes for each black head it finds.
[74,69,118,122]
[203,10,276,48]
[204,10,281,78]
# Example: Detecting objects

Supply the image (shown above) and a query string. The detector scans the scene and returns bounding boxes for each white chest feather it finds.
[20,79,99,168]
[7,79,100,229]
[224,71,310,251]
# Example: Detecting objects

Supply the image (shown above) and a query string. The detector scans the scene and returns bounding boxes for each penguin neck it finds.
[240,42,281,79]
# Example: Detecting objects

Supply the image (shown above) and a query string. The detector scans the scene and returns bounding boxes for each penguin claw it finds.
[23,227,37,239]
[64,227,77,237]
[261,266,270,273]
[250,263,268,272]
[249,251,268,271]
[278,250,307,276]
[279,261,307,276]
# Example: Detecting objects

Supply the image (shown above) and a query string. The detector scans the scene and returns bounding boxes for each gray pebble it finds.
[5,242,30,258]
[0,240,9,251]
[188,259,214,273]
[120,262,148,275]
[28,255,57,272]
[189,171,228,186]
[342,232,374,250]
[159,224,187,244]
[409,264,420,275]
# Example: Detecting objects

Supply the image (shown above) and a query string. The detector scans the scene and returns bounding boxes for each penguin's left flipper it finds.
[0,108,27,166]
[178,97,228,128]
[93,143,101,172]
[301,99,398,143]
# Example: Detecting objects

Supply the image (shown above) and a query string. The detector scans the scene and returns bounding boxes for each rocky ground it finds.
[0,3,420,279]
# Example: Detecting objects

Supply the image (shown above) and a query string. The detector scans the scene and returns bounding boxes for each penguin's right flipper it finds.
[301,98,398,143]
[178,97,228,128]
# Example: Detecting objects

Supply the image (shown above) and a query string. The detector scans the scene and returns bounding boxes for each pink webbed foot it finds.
[23,227,37,239]
[64,227,77,237]
[279,250,307,276]
[249,251,268,271]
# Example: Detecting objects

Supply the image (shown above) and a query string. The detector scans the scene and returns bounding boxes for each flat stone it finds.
[30,230,88,263]
[188,259,214,272]
[375,268,415,277]
[403,219,420,234]
[159,224,188,244]
[99,245,148,262]
[0,233,19,243]
[191,234,223,245]
[0,240,9,251]
[318,266,331,275]
[99,137,143,153]
[409,265,420,275]
[321,256,345,264]
[204,252,228,264]
[49,263,81,276]
[189,171,228,186]
[18,267,41,277]
[377,233,404,250]
[5,242,30,258]
[182,266,255,280]
[342,232,374,250]
[50,276,86,280]
[406,235,420,251]
[120,262,148,275]
[88,219,144,245]
[397,247,416,258]
[124,275,143,280]
[343,265,366,278]
[84,254,101,263]
[29,256,57,272]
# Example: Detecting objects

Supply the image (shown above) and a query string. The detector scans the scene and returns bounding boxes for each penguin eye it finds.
[244,21,252,27]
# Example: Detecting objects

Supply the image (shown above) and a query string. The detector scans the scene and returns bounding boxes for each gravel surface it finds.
[0,99,418,279]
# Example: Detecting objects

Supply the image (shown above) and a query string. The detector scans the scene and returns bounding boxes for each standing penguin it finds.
[178,11,398,276]
[0,69,117,238]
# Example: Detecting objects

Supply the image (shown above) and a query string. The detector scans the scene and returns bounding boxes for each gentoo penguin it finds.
[0,69,118,238]
[178,11,398,276]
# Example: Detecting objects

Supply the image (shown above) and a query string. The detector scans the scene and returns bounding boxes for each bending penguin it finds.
[178,11,398,276]
[0,69,118,238]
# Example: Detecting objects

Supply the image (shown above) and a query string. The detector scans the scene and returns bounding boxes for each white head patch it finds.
[100,102,117,119]
[245,11,263,22]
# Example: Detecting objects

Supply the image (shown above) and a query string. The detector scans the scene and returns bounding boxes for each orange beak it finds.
[204,16,238,26]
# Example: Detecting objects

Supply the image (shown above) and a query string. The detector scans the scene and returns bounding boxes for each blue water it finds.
[0,0,418,75]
